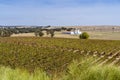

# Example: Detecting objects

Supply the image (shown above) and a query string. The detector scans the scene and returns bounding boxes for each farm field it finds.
[11,31,120,40]
[0,37,120,80]
[88,31,120,40]
[0,37,120,69]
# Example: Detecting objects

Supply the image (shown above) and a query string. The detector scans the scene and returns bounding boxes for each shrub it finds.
[79,32,89,39]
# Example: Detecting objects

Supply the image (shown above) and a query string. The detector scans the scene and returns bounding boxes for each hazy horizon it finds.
[0,0,120,26]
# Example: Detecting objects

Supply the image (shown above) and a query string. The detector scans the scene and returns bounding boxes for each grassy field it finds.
[0,37,120,79]
[11,31,120,40]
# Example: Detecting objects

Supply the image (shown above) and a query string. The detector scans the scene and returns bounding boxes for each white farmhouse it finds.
[62,28,82,35]
[70,29,82,35]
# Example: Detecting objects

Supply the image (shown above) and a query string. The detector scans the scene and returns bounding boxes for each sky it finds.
[0,0,120,26]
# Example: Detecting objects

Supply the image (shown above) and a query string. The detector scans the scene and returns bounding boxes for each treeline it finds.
[0,27,74,37]
[0,28,13,37]
[34,29,55,38]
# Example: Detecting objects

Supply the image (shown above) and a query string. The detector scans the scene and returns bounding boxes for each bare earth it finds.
[11,31,120,40]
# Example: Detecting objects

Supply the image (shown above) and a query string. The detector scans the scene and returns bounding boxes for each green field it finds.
[0,37,120,80]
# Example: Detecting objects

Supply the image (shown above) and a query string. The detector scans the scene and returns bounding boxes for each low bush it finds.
[79,32,89,39]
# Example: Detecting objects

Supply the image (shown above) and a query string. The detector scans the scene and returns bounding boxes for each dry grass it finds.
[87,31,120,40]
[11,31,120,40]
[11,33,35,37]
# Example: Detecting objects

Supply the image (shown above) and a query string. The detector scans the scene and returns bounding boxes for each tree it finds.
[79,32,89,39]
[112,27,115,32]
[34,29,44,37]
[50,30,55,38]
[46,30,50,35]
[38,31,44,37]
[61,27,67,31]
[66,28,73,31]
[35,30,39,37]
[0,29,12,37]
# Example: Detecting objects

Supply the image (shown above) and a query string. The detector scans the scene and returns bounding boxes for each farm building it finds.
[62,29,82,35]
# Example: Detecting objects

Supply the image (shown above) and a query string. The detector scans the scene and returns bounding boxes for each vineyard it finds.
[0,37,120,74]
